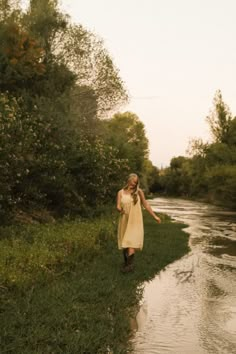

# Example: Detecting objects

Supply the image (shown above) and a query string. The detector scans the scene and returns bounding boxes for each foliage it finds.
[22,0,128,115]
[205,164,236,206]
[0,21,45,91]
[102,111,149,178]
[205,143,236,166]
[143,159,161,193]
[0,92,70,219]
[58,24,128,115]
[160,156,192,196]
[68,85,99,136]
[160,91,236,208]
[206,90,233,144]
[67,136,129,214]
[226,116,236,146]
[0,0,21,22]
[0,0,132,222]
[186,138,209,157]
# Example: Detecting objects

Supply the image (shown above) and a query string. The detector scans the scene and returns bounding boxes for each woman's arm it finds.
[116,190,124,213]
[139,189,161,223]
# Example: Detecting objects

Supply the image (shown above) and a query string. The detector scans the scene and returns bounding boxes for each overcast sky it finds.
[60,0,236,168]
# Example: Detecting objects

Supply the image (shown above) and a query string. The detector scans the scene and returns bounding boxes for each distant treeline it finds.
[0,0,159,223]
[155,90,236,209]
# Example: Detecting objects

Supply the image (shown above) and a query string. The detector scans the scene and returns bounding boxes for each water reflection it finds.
[132,198,236,354]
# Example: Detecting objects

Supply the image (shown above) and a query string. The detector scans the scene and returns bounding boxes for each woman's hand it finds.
[117,207,125,215]
[154,215,161,223]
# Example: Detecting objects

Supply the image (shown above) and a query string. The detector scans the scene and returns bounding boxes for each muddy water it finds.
[132,198,236,354]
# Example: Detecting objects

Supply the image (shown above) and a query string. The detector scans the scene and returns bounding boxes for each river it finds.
[132,198,236,354]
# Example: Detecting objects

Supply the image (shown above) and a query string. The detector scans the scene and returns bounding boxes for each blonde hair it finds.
[124,173,140,204]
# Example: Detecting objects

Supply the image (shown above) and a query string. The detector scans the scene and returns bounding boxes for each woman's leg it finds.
[121,248,135,272]
[122,248,128,264]
[126,248,135,271]
[128,247,135,256]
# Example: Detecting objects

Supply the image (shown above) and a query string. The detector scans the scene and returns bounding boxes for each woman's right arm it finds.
[139,189,161,223]
[116,190,123,213]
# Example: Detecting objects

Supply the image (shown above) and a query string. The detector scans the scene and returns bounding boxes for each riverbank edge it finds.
[147,193,236,210]
[0,209,190,353]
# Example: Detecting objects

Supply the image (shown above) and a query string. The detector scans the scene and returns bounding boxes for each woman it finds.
[117,173,161,272]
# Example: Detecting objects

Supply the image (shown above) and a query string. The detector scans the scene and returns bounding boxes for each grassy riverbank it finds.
[0,210,190,353]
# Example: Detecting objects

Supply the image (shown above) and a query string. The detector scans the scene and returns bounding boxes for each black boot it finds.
[122,248,128,265]
[121,248,128,272]
[127,253,134,272]
[121,253,134,273]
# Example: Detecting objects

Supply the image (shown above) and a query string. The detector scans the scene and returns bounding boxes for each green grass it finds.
[0,210,190,353]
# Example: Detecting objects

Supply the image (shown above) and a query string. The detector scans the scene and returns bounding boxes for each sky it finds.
[59,0,236,168]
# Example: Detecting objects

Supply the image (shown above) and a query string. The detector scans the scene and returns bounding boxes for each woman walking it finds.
[117,173,161,272]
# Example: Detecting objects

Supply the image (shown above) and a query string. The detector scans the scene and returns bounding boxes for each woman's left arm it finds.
[139,189,161,223]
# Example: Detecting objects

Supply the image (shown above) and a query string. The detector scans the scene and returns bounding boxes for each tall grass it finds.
[0,211,189,353]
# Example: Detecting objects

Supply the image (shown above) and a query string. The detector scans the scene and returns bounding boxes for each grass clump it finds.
[0,210,189,353]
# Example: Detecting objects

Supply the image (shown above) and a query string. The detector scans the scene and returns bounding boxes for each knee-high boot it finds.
[127,253,134,271]
[122,248,128,265]
[121,253,134,273]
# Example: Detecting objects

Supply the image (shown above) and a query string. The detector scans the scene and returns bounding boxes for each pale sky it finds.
[61,1,236,167]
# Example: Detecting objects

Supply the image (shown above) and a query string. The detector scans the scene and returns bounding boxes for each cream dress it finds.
[117,189,144,250]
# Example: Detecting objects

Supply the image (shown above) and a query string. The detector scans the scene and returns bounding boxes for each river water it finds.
[132,198,236,354]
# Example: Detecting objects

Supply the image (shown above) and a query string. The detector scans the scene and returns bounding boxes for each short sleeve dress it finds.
[117,189,144,250]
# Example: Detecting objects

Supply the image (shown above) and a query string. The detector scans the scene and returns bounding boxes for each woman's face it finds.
[128,176,138,188]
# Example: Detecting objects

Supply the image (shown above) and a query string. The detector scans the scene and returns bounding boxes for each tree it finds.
[205,143,236,166]
[161,90,236,207]
[59,25,128,116]
[205,165,236,207]
[206,90,233,144]
[102,112,149,177]
[161,156,191,196]
[22,0,127,115]
[0,0,129,221]
[0,0,21,21]
[0,22,46,91]
[143,159,161,193]
[227,117,236,146]
[68,85,99,137]
[186,138,209,158]
[25,0,68,60]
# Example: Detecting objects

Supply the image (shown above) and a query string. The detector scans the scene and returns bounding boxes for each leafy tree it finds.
[22,0,127,115]
[0,92,69,219]
[205,143,236,167]
[102,111,149,177]
[0,22,46,91]
[0,0,129,222]
[206,90,233,144]
[58,25,128,115]
[67,137,129,214]
[160,156,192,196]
[187,138,209,158]
[160,90,236,208]
[205,165,236,207]
[0,0,21,21]
[68,85,99,137]
[143,159,161,193]
[227,117,236,146]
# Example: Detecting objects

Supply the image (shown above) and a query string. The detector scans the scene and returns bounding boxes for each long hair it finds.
[123,173,140,204]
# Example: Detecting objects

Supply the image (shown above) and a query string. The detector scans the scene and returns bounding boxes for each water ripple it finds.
[133,198,236,354]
